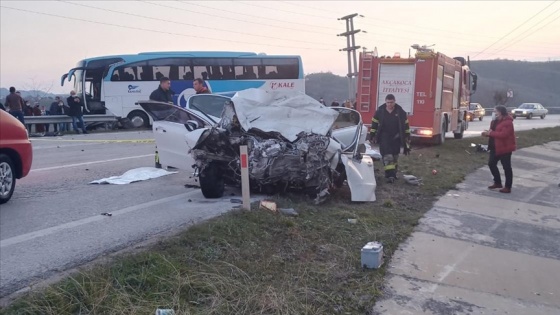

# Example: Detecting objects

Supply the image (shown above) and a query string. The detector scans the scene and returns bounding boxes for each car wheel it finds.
[512,115,516,119]
[199,163,225,198]
[527,113,533,119]
[127,110,150,128]
[453,122,465,139]
[0,154,16,204]
[541,114,546,119]
[479,116,483,121]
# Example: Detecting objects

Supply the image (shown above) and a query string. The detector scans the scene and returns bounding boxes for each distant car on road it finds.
[468,103,486,121]
[0,110,33,204]
[511,103,548,119]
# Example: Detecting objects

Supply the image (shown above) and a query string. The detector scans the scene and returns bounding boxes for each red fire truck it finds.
[356,46,477,144]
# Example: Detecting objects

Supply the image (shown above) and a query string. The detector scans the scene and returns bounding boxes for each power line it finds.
[0,5,331,51]
[59,0,338,48]
[178,1,339,33]
[141,0,338,37]
[234,1,335,20]
[472,1,557,58]
[358,18,560,50]
[358,31,557,57]
[486,6,560,56]
[278,0,341,15]
[484,14,560,59]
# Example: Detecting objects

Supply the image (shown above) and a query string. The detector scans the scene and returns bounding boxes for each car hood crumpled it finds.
[230,89,340,142]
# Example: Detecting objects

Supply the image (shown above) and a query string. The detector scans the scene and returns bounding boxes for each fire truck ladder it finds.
[359,52,374,112]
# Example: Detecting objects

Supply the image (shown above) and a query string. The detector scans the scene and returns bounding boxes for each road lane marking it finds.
[0,193,192,248]
[31,139,155,143]
[31,154,154,172]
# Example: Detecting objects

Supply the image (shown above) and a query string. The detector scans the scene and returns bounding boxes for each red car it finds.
[0,110,33,204]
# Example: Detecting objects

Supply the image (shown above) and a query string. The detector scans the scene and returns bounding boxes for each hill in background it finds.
[305,60,560,108]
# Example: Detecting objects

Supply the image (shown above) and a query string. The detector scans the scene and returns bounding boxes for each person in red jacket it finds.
[482,105,516,193]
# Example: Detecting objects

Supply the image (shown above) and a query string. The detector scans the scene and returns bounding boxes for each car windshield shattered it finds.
[139,89,378,204]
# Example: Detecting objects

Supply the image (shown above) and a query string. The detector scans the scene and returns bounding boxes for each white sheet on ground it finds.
[89,167,177,185]
[231,89,339,142]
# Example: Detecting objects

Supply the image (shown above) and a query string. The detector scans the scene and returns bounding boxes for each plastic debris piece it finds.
[279,208,298,216]
[260,200,277,212]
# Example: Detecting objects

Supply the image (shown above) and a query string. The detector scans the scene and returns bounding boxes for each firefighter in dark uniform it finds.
[368,94,411,183]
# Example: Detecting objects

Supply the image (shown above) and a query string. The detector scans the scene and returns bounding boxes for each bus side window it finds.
[235,66,258,79]
[222,66,235,80]
[141,66,153,81]
[193,66,206,80]
[153,66,170,80]
[277,65,298,79]
[208,66,223,80]
[169,66,179,81]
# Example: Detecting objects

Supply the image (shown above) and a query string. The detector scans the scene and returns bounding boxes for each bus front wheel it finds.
[127,111,150,128]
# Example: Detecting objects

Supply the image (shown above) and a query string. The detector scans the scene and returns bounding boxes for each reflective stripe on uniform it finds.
[372,118,379,123]
[384,164,396,171]
[405,129,411,133]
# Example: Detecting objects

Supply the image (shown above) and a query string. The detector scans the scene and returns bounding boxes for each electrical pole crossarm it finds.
[340,46,361,51]
[337,29,362,36]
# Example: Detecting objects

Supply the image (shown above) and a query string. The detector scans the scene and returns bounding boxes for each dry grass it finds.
[3,127,559,315]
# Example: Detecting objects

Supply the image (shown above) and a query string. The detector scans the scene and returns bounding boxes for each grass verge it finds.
[3,127,560,315]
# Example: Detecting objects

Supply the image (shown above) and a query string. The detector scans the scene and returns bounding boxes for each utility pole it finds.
[338,13,363,102]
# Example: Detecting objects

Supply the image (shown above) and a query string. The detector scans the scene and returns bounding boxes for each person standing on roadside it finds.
[4,87,25,125]
[482,105,516,193]
[67,90,89,134]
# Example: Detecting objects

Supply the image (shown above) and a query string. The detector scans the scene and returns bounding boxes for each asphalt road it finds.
[0,115,558,302]
[0,130,250,300]
[451,114,560,138]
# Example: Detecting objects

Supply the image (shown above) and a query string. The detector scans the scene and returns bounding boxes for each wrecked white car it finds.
[138,89,378,203]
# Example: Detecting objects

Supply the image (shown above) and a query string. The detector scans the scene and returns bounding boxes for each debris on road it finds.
[89,167,177,185]
[347,218,357,224]
[101,212,112,217]
[471,143,488,152]
[260,200,277,212]
[432,169,438,175]
[279,208,298,216]
[361,241,384,269]
[403,174,423,186]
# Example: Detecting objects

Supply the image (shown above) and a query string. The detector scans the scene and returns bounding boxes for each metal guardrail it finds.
[482,107,560,115]
[23,115,118,125]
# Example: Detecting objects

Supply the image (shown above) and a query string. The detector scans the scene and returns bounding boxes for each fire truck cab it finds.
[356,46,477,144]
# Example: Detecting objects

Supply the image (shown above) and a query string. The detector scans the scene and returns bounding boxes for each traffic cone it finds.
[155,146,162,169]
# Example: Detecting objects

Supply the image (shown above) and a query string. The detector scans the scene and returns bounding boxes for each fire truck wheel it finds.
[454,123,464,139]
[434,121,446,145]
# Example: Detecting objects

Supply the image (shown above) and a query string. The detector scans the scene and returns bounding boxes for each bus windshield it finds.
[73,70,83,95]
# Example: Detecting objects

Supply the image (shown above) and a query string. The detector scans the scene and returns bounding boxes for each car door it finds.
[138,101,213,171]
[331,108,365,151]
